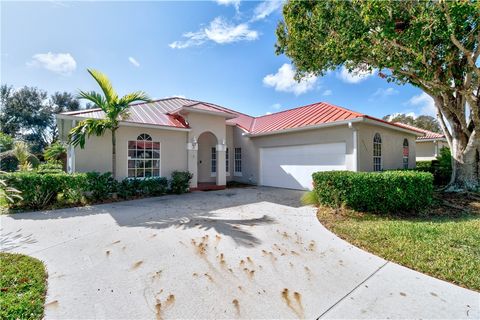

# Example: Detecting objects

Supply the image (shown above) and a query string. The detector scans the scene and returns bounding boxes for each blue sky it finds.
[1,0,435,118]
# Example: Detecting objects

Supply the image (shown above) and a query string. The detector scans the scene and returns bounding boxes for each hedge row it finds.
[2,170,192,210]
[312,171,434,213]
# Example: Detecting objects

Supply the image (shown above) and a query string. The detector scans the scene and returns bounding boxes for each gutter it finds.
[56,114,191,133]
[243,116,423,137]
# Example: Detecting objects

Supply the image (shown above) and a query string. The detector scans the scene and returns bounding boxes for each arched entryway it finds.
[197,131,218,184]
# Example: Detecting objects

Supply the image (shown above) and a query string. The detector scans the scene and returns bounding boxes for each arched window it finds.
[403,139,409,169]
[373,133,382,171]
[127,133,160,178]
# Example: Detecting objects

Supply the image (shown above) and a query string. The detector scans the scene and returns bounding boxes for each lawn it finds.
[316,193,480,292]
[0,253,48,320]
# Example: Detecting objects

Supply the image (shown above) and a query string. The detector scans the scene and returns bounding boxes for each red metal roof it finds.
[60,98,421,135]
[249,102,363,134]
[393,122,445,140]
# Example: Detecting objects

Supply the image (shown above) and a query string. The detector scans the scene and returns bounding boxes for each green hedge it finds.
[312,171,434,213]
[2,170,191,210]
[2,172,88,209]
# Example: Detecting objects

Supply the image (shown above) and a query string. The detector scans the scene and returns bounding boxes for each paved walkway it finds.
[1,187,478,319]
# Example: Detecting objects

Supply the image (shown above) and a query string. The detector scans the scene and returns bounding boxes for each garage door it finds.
[260,142,347,190]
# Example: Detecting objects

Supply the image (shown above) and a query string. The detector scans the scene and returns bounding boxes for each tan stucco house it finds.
[56,97,423,190]
[393,123,448,161]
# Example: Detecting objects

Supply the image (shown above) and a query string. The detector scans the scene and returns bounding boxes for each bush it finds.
[170,171,193,194]
[2,172,88,209]
[85,172,117,201]
[36,160,64,174]
[312,171,434,214]
[415,147,452,186]
[117,177,168,199]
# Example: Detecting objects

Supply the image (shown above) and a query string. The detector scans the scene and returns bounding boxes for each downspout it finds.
[349,122,358,172]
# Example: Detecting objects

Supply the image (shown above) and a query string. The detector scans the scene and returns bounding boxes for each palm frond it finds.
[68,119,111,148]
[87,69,118,104]
[118,91,150,107]
[77,90,107,110]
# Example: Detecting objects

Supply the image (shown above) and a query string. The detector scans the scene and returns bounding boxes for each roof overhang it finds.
[244,116,423,137]
[416,138,447,142]
[56,114,191,132]
[172,107,238,119]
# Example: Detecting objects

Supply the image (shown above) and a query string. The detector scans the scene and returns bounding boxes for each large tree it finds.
[276,0,480,190]
[50,92,81,142]
[383,113,441,133]
[68,69,149,179]
[0,85,52,152]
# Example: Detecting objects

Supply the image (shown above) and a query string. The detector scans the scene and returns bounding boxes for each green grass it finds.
[0,253,47,320]
[317,208,480,291]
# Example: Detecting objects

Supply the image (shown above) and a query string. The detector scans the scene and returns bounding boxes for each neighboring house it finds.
[393,123,448,161]
[56,97,422,190]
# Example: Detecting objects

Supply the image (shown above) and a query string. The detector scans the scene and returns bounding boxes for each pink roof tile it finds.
[393,122,445,140]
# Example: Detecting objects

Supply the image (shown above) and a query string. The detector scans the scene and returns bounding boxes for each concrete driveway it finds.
[1,187,478,319]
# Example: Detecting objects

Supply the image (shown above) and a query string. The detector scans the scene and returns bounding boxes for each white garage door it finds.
[260,142,347,190]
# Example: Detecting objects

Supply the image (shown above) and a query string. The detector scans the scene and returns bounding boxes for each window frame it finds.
[234,147,242,176]
[210,147,217,177]
[127,133,161,179]
[225,147,230,176]
[402,138,409,169]
[373,133,382,172]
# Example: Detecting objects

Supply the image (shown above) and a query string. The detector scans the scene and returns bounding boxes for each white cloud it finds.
[128,57,140,67]
[322,89,332,96]
[407,92,436,116]
[371,87,398,99]
[265,111,272,115]
[164,94,186,99]
[251,0,284,21]
[263,63,318,96]
[385,112,417,121]
[337,66,375,84]
[169,17,258,49]
[27,52,76,75]
[216,0,240,11]
[272,103,282,110]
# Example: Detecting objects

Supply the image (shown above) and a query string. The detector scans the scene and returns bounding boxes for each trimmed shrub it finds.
[170,171,193,194]
[85,172,117,201]
[312,171,434,214]
[117,177,168,199]
[2,172,88,209]
[140,177,168,196]
[36,160,64,174]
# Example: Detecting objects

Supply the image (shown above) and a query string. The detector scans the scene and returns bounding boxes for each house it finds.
[393,123,448,161]
[56,97,423,190]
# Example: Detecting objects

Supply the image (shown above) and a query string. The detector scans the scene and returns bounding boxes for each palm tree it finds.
[68,69,149,179]
[0,141,39,171]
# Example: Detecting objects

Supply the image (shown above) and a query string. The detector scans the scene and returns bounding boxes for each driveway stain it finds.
[131,261,143,269]
[281,288,304,319]
[232,299,240,316]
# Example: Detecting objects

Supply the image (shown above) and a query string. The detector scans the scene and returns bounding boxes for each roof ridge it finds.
[253,101,364,119]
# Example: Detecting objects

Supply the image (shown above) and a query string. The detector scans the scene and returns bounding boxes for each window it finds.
[403,139,409,169]
[127,133,160,178]
[225,147,229,175]
[373,133,382,172]
[211,147,217,174]
[234,147,242,176]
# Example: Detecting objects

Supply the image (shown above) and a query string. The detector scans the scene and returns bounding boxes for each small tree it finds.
[276,0,479,190]
[68,69,149,179]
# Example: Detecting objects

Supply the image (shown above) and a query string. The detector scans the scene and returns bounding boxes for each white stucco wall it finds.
[356,123,417,171]
[73,124,188,180]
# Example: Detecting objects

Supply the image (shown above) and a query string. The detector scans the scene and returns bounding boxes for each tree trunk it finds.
[111,128,117,179]
[447,134,480,191]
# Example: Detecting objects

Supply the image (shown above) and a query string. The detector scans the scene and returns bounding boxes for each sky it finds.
[1,0,436,119]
